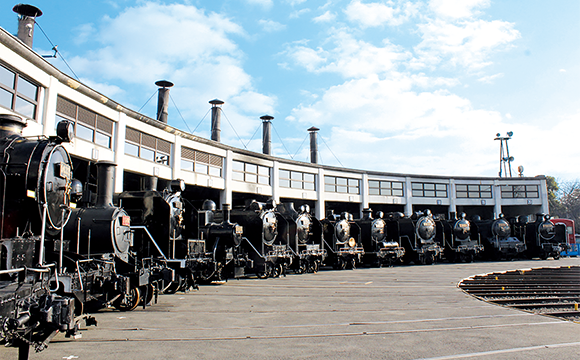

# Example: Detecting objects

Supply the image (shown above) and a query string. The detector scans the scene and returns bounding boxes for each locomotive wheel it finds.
[162,275,183,294]
[297,260,307,274]
[115,286,141,311]
[141,284,155,306]
[311,261,320,273]
[350,258,356,270]
[257,264,270,279]
[338,258,346,270]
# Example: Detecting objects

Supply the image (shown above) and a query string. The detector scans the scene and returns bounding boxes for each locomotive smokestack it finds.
[143,176,158,191]
[0,114,26,137]
[308,126,319,164]
[209,99,224,142]
[13,4,42,48]
[261,115,273,155]
[95,161,116,208]
[155,80,173,124]
[222,203,231,223]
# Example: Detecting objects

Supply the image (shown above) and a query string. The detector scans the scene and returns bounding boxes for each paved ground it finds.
[2,257,579,360]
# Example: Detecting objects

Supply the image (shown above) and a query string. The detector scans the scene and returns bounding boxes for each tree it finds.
[551,178,580,234]
[546,176,562,215]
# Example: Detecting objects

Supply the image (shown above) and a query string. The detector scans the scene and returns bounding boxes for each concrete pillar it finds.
[220,149,233,207]
[315,167,325,219]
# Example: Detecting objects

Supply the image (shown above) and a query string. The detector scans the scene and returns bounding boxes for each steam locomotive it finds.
[0,114,79,356]
[230,200,293,278]
[470,214,526,260]
[276,202,326,273]
[62,161,157,311]
[436,213,483,262]
[386,210,442,265]
[322,211,364,269]
[517,214,566,260]
[356,209,405,267]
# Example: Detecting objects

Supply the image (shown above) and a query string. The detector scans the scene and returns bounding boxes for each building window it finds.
[501,185,539,199]
[232,160,270,185]
[125,127,171,165]
[0,63,40,120]
[181,146,223,177]
[368,180,404,196]
[412,182,447,198]
[456,184,493,199]
[325,176,360,194]
[56,96,114,148]
[279,170,316,190]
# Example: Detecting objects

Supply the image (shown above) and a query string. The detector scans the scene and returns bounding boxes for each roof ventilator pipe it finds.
[308,126,319,164]
[13,4,42,48]
[209,99,224,142]
[261,115,273,155]
[155,80,173,124]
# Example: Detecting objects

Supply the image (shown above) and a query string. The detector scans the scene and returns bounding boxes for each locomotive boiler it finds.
[321,211,364,269]
[385,210,442,265]
[0,114,79,356]
[356,209,405,267]
[230,200,293,278]
[470,214,525,260]
[435,213,483,262]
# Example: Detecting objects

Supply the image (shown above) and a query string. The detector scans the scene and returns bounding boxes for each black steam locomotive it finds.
[276,202,326,273]
[62,161,156,311]
[230,200,293,278]
[436,213,483,262]
[356,209,405,267]
[517,214,566,260]
[0,114,79,356]
[386,210,442,265]
[470,214,526,260]
[322,211,364,269]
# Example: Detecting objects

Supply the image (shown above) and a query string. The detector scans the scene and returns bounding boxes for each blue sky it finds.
[2,0,578,181]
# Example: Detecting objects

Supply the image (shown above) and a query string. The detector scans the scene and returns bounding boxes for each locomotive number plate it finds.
[121,216,131,227]
[56,162,72,179]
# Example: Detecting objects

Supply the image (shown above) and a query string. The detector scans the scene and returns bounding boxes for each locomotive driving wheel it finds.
[114,286,141,311]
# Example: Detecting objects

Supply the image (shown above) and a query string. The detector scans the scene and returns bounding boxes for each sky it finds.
[1,0,578,181]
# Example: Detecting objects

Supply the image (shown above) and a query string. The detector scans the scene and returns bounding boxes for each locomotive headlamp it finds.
[348,237,356,248]
[56,120,74,143]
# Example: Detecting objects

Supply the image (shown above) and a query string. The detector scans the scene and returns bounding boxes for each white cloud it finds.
[345,0,419,28]
[478,73,504,83]
[429,0,490,19]
[559,69,566,73]
[290,8,311,19]
[285,0,307,5]
[258,19,286,32]
[67,2,274,140]
[313,11,336,23]
[413,19,521,70]
[73,23,96,45]
[245,0,273,10]
[285,30,410,78]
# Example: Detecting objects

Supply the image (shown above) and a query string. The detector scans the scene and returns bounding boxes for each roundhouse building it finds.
[0,11,548,221]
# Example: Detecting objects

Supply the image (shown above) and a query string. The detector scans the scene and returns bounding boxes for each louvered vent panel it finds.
[157,139,171,154]
[77,106,96,126]
[209,155,223,167]
[56,96,77,118]
[96,116,114,134]
[181,147,195,160]
[125,127,140,143]
[196,151,210,164]
[141,133,156,148]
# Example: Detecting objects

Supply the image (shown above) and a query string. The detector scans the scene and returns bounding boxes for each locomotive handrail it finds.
[130,225,168,260]
[242,237,266,259]
[322,239,336,254]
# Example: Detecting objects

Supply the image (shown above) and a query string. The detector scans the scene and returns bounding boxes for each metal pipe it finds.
[155,80,173,123]
[308,126,319,164]
[209,99,224,142]
[261,115,273,155]
[12,4,42,48]
[38,203,47,265]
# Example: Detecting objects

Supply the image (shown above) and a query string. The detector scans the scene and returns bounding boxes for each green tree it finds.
[546,176,563,215]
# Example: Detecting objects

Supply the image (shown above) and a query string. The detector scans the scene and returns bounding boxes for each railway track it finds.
[459,266,580,322]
